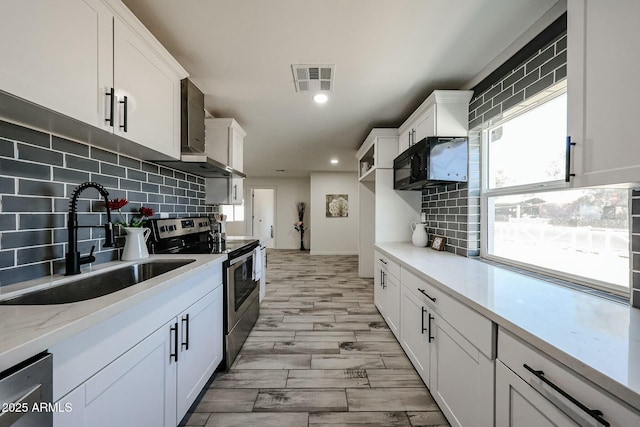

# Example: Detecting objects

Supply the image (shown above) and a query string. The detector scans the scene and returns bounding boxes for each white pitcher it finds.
[121,227,151,261]
[410,222,428,247]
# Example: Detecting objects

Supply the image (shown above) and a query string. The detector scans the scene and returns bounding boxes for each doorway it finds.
[252,188,275,248]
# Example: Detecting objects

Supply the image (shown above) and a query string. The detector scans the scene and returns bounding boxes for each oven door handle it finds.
[229,249,254,266]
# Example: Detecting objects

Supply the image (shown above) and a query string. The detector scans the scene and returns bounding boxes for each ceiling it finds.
[122,0,559,178]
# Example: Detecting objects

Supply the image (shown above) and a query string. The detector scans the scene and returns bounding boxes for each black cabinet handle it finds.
[381,271,386,289]
[421,307,427,334]
[417,288,436,302]
[170,322,178,362]
[379,258,387,265]
[523,364,609,426]
[428,314,434,342]
[105,88,115,127]
[565,136,576,182]
[119,95,128,132]
[181,314,190,351]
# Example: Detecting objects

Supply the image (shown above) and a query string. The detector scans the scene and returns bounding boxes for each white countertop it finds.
[0,254,226,373]
[375,242,640,410]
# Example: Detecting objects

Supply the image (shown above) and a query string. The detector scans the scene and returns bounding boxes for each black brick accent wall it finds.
[0,119,217,287]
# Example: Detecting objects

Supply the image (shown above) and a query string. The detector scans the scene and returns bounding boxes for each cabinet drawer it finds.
[498,327,640,427]
[402,268,494,359]
[401,267,441,305]
[375,251,400,279]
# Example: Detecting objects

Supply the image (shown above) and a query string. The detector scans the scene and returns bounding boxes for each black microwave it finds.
[393,137,468,190]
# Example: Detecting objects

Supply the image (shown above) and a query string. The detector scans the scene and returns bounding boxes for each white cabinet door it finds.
[230,177,244,205]
[55,326,175,427]
[398,129,411,154]
[205,118,246,171]
[400,287,432,386]
[496,360,578,427]
[373,259,384,316]
[383,271,401,339]
[373,253,401,339]
[413,104,436,142]
[567,0,640,187]
[430,315,494,427]
[0,0,113,131]
[176,286,223,421]
[113,16,180,159]
[230,126,244,172]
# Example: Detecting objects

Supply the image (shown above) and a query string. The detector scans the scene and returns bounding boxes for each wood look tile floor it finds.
[181,250,450,427]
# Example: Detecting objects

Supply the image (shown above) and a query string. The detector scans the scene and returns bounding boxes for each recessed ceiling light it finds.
[330,159,339,164]
[313,93,328,104]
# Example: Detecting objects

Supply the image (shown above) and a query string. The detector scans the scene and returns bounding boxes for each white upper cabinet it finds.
[398,90,473,154]
[567,0,640,187]
[355,128,399,181]
[205,118,246,173]
[0,0,187,159]
[0,0,113,131]
[112,12,183,159]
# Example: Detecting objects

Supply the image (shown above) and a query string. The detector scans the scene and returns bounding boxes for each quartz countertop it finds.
[375,242,640,410]
[0,254,226,373]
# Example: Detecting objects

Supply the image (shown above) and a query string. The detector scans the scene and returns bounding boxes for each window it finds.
[482,90,630,294]
[220,202,244,222]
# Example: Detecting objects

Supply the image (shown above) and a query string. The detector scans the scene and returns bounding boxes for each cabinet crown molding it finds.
[398,90,473,135]
[104,0,188,79]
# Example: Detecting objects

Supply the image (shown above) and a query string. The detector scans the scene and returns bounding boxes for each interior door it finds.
[252,189,275,248]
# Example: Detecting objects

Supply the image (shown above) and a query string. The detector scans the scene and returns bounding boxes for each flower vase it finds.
[299,228,305,251]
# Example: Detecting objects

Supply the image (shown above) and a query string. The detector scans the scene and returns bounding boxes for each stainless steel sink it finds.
[0,259,196,305]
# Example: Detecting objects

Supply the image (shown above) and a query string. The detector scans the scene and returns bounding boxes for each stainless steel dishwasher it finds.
[0,352,52,427]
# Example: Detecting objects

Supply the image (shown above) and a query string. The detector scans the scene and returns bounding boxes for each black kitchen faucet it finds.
[65,182,116,275]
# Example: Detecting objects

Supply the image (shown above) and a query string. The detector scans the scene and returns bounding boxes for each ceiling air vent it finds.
[291,64,335,93]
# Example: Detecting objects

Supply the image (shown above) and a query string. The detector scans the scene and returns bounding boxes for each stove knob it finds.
[159,226,166,232]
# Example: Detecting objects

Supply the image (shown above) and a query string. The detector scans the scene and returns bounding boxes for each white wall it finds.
[310,172,359,255]
[230,177,310,250]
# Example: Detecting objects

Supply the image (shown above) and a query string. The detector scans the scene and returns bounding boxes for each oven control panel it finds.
[151,217,212,240]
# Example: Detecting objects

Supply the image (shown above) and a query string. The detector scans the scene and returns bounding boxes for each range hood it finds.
[155,79,246,178]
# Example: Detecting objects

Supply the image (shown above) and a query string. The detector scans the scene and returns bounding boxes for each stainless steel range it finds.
[146,217,260,370]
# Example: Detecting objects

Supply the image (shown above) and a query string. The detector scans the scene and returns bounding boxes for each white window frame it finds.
[479,86,630,296]
[220,201,245,222]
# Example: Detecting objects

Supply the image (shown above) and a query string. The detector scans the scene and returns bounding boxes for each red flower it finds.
[108,198,129,210]
[139,207,154,218]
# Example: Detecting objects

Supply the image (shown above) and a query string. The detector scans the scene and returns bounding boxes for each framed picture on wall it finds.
[326,194,348,217]
[430,235,446,251]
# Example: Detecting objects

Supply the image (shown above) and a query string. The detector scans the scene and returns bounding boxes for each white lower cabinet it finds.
[400,286,432,386]
[175,286,223,419]
[430,314,494,427]
[496,360,578,427]
[373,252,401,339]
[397,262,495,427]
[496,328,640,427]
[52,264,223,427]
[54,326,173,427]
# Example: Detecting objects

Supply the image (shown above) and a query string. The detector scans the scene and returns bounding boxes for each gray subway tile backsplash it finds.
[1,158,50,180]
[52,136,88,156]
[52,167,89,184]
[18,143,62,165]
[0,118,216,287]
[0,121,50,147]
